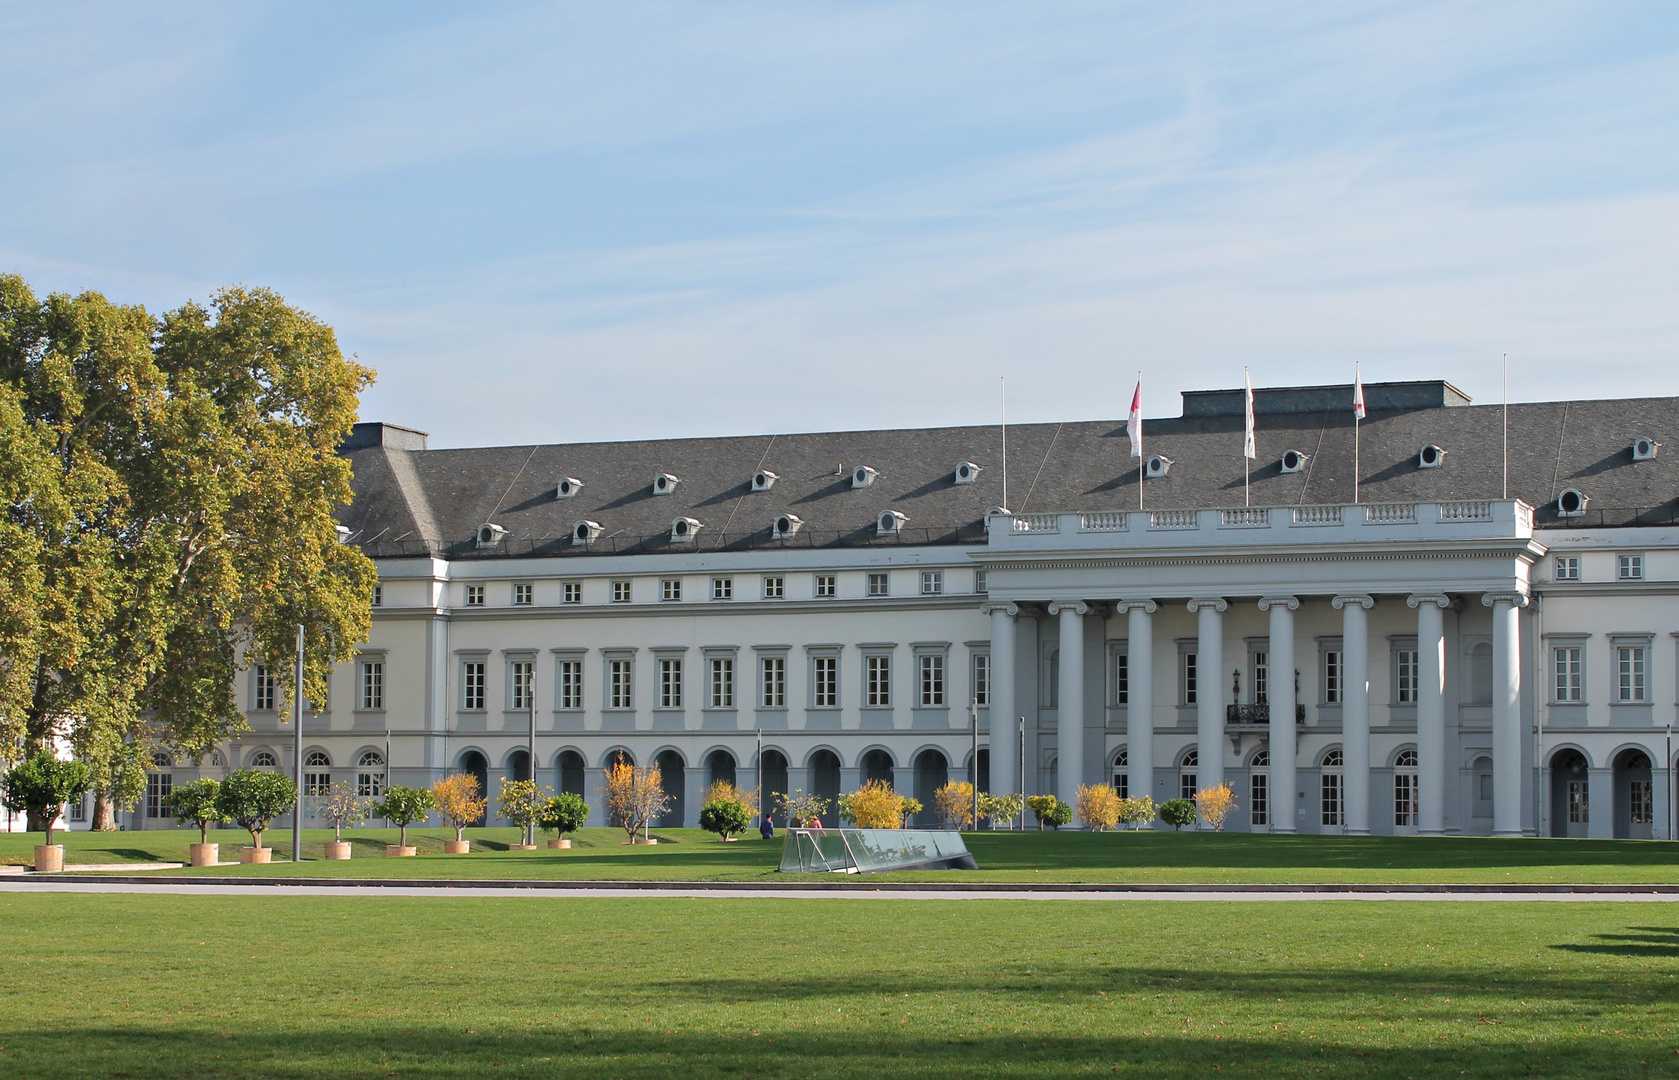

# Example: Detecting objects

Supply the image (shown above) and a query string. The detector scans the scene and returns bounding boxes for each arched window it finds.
[357,751,385,798]
[1249,750,1269,827]
[250,751,278,769]
[1179,750,1198,801]
[1112,750,1128,800]
[1393,749,1418,827]
[209,751,225,767]
[151,752,172,769]
[304,751,332,796]
[1320,750,1343,827]
[306,751,332,767]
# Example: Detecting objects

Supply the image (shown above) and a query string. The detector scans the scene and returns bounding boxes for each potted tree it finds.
[0,750,92,873]
[373,785,437,856]
[216,769,299,863]
[497,779,549,850]
[312,780,374,859]
[165,778,226,865]
[604,761,672,844]
[538,791,589,848]
[431,772,487,854]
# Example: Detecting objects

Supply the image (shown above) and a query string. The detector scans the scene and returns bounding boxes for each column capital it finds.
[1186,598,1228,613]
[1482,591,1531,608]
[1407,594,1452,609]
[1047,601,1089,617]
[980,602,1020,617]
[1257,596,1299,612]
[1332,594,1375,610]
[1115,599,1158,614]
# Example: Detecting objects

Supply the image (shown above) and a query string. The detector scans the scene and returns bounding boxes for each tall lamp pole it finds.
[1018,715,1026,829]
[292,623,304,864]
[528,664,537,847]
[969,699,980,831]
[755,728,763,827]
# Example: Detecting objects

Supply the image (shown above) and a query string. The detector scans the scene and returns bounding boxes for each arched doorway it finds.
[654,749,685,827]
[459,751,489,826]
[914,749,948,827]
[1614,749,1653,840]
[975,748,989,796]
[1248,749,1269,831]
[508,749,531,783]
[1178,749,1199,803]
[1549,749,1589,838]
[1392,749,1418,834]
[1319,749,1344,832]
[861,748,894,787]
[557,750,586,796]
[706,749,737,791]
[759,749,788,824]
[810,750,841,827]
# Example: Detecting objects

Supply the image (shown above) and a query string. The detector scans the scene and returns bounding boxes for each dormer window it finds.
[556,477,584,498]
[475,523,506,548]
[1633,438,1660,462]
[1145,455,1172,478]
[772,514,802,539]
[752,470,778,492]
[1280,450,1308,473]
[652,472,679,495]
[670,516,702,543]
[985,506,1011,519]
[1418,445,1445,469]
[852,465,877,489]
[954,461,981,485]
[571,520,603,544]
[877,510,908,535]
[1556,489,1588,518]
[335,524,355,543]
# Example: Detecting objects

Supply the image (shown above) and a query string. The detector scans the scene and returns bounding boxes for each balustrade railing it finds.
[1219,507,1270,528]
[1148,508,1199,530]
[1078,511,1128,532]
[1439,500,1492,521]
[1362,502,1416,523]
[1290,504,1343,526]
[1011,513,1061,534]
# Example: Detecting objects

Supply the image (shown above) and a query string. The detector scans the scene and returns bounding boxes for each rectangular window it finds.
[304,770,331,797]
[1617,646,1647,701]
[558,660,582,710]
[975,570,988,594]
[815,573,836,598]
[919,654,945,707]
[1553,647,1583,702]
[1395,649,1418,703]
[712,577,733,601]
[609,659,633,709]
[463,662,486,710]
[710,658,734,708]
[146,772,172,818]
[761,657,786,708]
[360,661,384,710]
[67,797,86,822]
[1183,651,1198,705]
[661,579,682,602]
[1394,772,1416,827]
[357,768,383,799]
[813,656,839,707]
[372,584,382,607]
[1112,652,1128,705]
[513,582,533,606]
[763,576,784,599]
[254,666,276,711]
[972,654,990,707]
[920,571,943,596]
[868,572,889,597]
[1253,650,1269,703]
[1321,773,1343,826]
[562,582,582,605]
[510,661,533,711]
[1179,770,1198,802]
[1618,554,1644,580]
[611,580,631,603]
[1554,555,1579,581]
[465,584,485,607]
[659,658,683,709]
[1630,780,1653,825]
[1250,773,1269,827]
[1323,650,1343,704]
[1113,769,1129,800]
[1568,780,1589,823]
[867,655,891,707]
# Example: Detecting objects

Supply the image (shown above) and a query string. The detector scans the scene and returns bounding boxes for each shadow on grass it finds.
[1552,925,1679,958]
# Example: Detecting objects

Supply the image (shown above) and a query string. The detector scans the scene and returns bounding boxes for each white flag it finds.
[1353,363,1367,420]
[1127,381,1143,458]
[1243,368,1256,460]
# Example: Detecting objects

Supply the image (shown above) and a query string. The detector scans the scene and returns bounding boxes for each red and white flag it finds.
[1126,381,1143,458]
[1352,363,1367,421]
[1243,368,1257,460]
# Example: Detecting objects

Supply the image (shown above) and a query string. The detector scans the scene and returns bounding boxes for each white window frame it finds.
[709,657,735,709]
[920,570,944,596]
[608,657,633,710]
[974,570,988,594]
[371,584,382,607]
[1393,644,1418,704]
[509,660,534,711]
[463,661,486,711]
[1618,554,1645,581]
[659,658,683,709]
[360,660,384,711]
[760,656,786,708]
[1553,645,1583,702]
[1616,644,1648,702]
[865,653,892,708]
[1110,649,1128,706]
[1554,555,1580,581]
[1322,647,1344,705]
[763,575,785,599]
[918,653,945,707]
[611,580,632,603]
[1182,649,1198,706]
[971,653,990,707]
[562,581,582,605]
[557,658,583,710]
[254,666,277,712]
[513,582,533,606]
[810,652,839,709]
[815,573,837,598]
[867,572,889,597]
[1320,750,1344,827]
[356,751,385,798]
[661,579,682,602]
[465,584,485,607]
[712,577,733,601]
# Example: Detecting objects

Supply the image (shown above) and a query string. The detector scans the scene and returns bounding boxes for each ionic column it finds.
[1187,599,1228,798]
[1258,596,1299,833]
[1048,601,1088,817]
[1117,601,1157,808]
[1407,595,1451,835]
[1334,595,1375,835]
[982,603,1020,800]
[1484,591,1528,836]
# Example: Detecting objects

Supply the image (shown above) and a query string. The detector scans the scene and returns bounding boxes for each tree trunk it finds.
[26,808,46,832]
[92,789,119,831]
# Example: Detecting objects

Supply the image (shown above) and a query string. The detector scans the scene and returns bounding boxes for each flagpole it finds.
[1353,362,1362,505]
[1000,377,1009,511]
[1502,353,1509,500]
[1244,366,1252,507]
[1136,372,1144,511]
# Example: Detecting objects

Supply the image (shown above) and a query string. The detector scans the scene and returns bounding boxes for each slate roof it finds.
[340,381,1679,560]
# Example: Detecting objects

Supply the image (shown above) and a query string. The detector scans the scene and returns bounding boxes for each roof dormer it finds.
[1145,454,1172,479]
[1279,449,1308,474]
[652,472,680,495]
[1556,489,1588,518]
[571,520,602,545]
[751,469,778,492]
[1633,437,1661,462]
[851,465,877,489]
[475,523,507,549]
[1418,444,1446,469]
[556,477,584,498]
[670,516,702,543]
[877,510,908,535]
[772,513,802,539]
[954,461,981,485]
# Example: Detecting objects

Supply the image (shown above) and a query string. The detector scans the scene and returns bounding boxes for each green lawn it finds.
[8,826,1679,884]
[0,894,1674,1078]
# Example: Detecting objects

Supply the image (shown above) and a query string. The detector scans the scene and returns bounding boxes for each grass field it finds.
[0,893,1674,1078]
[6,826,1679,884]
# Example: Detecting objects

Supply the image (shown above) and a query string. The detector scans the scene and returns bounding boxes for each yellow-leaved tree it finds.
[1075,784,1122,831]
[837,779,912,828]
[1195,783,1237,831]
[604,760,671,843]
[934,780,977,828]
[432,773,488,842]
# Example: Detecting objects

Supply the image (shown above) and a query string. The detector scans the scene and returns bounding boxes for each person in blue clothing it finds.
[760,814,774,840]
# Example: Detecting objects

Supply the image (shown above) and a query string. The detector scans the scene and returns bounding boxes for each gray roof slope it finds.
[342,386,1679,560]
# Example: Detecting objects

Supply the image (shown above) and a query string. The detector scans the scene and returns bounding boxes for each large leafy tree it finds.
[0,275,376,827]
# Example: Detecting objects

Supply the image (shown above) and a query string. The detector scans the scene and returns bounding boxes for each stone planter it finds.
[33,844,64,873]
[624,837,658,845]
[188,842,219,867]
[546,838,572,850]
[323,841,353,860]
[509,843,538,851]
[240,846,272,864]
[443,840,471,854]
[386,845,417,857]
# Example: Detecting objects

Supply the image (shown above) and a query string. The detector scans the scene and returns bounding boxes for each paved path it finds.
[5,879,1678,901]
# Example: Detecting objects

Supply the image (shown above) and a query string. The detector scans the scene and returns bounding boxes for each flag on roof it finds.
[1126,381,1143,458]
[1353,364,1367,421]
[1243,368,1257,460]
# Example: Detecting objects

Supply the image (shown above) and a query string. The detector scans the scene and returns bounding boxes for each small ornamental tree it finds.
[703,780,759,820]
[166,778,226,844]
[980,792,1024,829]
[935,781,977,829]
[699,797,752,840]
[1118,795,1158,830]
[216,769,298,851]
[373,786,438,848]
[899,797,924,827]
[1,751,93,846]
[604,761,673,843]
[311,781,373,842]
[836,780,905,828]
[1024,794,1059,831]
[1159,797,1197,831]
[538,792,589,838]
[432,772,488,842]
[1076,784,1122,831]
[1195,783,1237,832]
[776,789,831,828]
[497,779,550,846]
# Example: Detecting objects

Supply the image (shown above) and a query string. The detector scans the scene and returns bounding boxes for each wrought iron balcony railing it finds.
[1226,703,1306,725]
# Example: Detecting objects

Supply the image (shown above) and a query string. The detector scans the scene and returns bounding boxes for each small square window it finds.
[920,571,943,596]
[868,572,889,597]
[974,570,988,594]
[513,582,533,606]
[1618,554,1644,580]
[662,579,682,602]
[712,577,733,601]
[763,575,784,599]
[1554,556,1579,581]
[372,584,383,607]
[611,580,632,603]
[563,581,582,605]
[815,574,837,598]
[465,584,485,607]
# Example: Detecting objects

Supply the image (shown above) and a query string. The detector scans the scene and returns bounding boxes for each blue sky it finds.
[3,2,1677,447]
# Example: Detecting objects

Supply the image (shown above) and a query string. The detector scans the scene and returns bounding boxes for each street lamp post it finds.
[527,666,537,847]
[292,623,304,864]
[756,728,763,828]
[969,699,980,831]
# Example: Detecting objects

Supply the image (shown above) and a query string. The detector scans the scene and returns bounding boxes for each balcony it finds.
[1226,703,1305,726]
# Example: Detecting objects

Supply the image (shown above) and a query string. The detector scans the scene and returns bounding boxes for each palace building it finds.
[124,378,1679,839]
